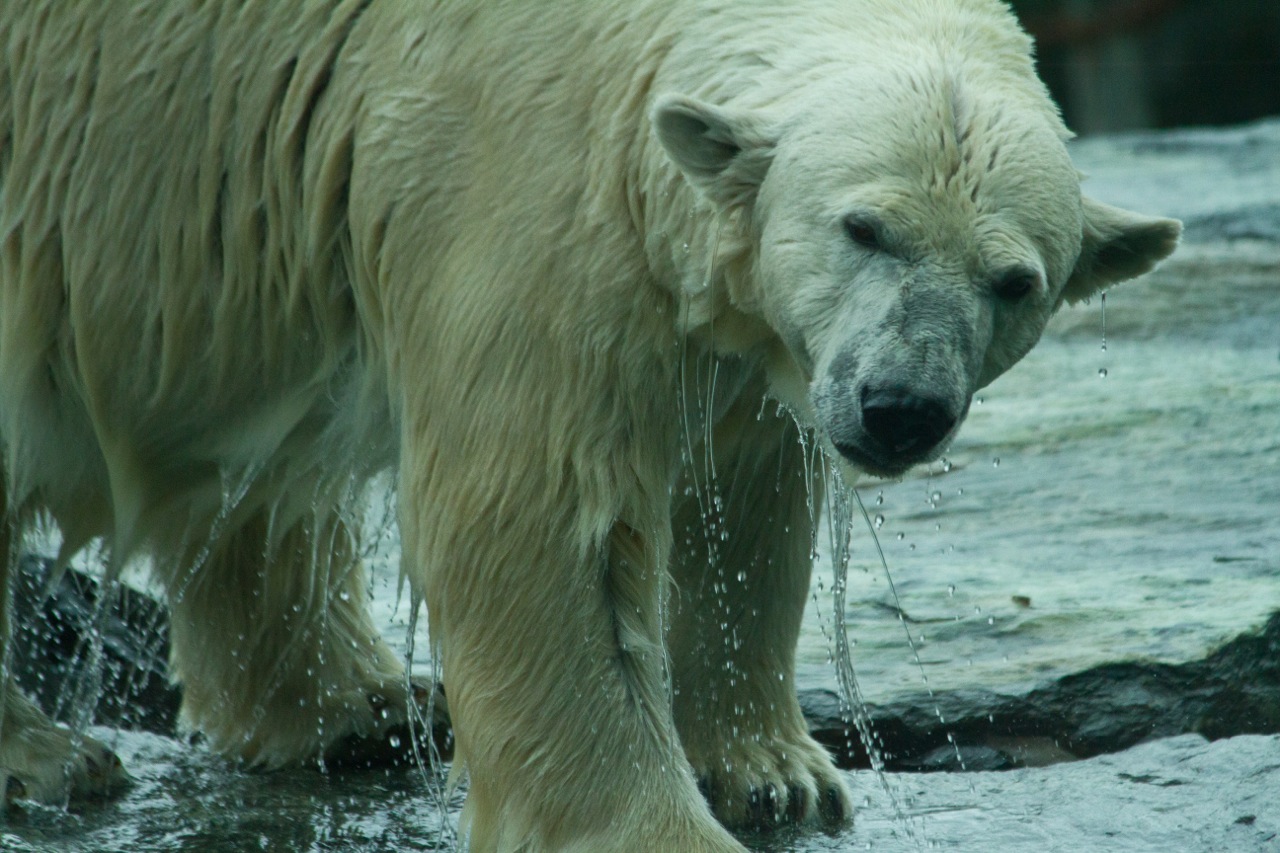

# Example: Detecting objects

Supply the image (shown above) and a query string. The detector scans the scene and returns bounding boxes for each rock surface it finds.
[19,557,1280,778]
[800,610,1280,771]
[11,556,177,735]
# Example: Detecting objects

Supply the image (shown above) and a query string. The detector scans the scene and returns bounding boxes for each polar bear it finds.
[0,0,1177,850]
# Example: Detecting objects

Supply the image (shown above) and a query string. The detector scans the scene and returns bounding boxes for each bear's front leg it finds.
[669,382,854,830]
[402,440,746,852]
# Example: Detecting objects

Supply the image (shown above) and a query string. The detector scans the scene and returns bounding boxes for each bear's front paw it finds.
[692,731,853,830]
[2,729,130,807]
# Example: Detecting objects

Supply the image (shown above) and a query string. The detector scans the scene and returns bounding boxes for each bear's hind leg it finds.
[669,385,854,829]
[165,509,432,769]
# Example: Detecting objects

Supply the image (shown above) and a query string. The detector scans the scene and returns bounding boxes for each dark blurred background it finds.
[1010,0,1280,133]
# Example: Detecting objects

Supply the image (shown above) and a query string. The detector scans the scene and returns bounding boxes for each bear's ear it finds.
[652,94,777,211]
[1061,196,1181,305]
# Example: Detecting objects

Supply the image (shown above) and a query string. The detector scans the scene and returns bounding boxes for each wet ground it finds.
[5,120,1280,851]
[5,730,1276,852]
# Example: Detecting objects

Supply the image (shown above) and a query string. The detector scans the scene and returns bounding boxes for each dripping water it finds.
[819,458,923,844]
[403,592,458,849]
[1100,291,1108,353]
[1098,291,1109,379]
[169,460,265,607]
[675,220,744,718]
[851,486,965,773]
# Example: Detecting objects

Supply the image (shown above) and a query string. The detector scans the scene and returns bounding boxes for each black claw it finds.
[821,785,846,823]
[786,784,805,822]
[764,784,781,825]
[747,787,763,822]
[746,784,782,828]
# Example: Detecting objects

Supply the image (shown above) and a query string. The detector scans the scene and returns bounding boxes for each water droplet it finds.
[947,584,956,597]
[992,457,1001,468]
[1100,290,1107,352]
[1098,367,1108,378]
[874,514,885,529]
[896,532,905,541]
[736,570,747,582]
[388,734,401,749]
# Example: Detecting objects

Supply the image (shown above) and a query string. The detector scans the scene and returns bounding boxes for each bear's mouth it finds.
[829,438,937,479]
[822,388,969,479]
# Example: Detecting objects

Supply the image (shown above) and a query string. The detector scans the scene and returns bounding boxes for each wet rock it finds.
[11,557,452,768]
[802,610,1280,771]
[17,556,1280,783]
[11,555,179,734]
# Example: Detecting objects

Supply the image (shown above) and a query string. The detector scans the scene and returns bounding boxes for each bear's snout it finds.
[859,385,955,455]
[826,384,959,476]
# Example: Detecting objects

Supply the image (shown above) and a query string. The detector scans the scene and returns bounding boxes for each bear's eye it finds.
[844,217,882,251]
[994,270,1038,302]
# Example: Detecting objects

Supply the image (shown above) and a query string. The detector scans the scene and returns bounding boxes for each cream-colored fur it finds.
[0,0,1177,849]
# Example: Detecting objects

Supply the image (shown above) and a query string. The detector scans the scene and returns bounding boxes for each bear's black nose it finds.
[859,386,955,457]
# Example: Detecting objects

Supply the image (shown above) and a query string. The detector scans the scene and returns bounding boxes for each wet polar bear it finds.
[0,0,1178,850]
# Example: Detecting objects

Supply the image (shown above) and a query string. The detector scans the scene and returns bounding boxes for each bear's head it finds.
[653,74,1180,478]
